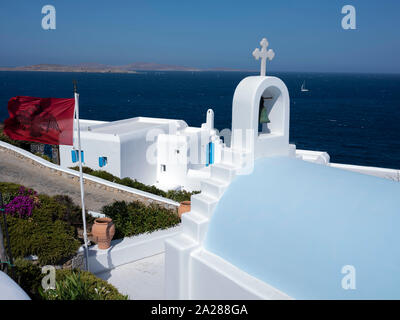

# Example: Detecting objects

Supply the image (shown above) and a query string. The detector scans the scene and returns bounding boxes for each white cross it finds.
[252,38,275,76]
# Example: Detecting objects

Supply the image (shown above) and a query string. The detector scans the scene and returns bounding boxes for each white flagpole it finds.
[74,81,89,271]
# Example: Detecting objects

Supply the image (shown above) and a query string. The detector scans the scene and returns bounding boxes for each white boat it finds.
[301,80,309,92]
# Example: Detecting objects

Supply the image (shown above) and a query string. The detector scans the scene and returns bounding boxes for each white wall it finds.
[86,226,182,274]
[189,249,291,300]
[120,132,158,186]
[60,131,121,177]
[156,127,223,191]
[157,134,189,189]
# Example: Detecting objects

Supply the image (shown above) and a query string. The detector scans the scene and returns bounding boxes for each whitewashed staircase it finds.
[182,146,250,242]
[164,147,248,299]
[181,164,234,242]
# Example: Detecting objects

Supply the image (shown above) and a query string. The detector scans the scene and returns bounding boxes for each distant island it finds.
[0,63,245,73]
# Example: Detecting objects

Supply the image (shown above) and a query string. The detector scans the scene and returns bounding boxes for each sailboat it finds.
[301,81,309,92]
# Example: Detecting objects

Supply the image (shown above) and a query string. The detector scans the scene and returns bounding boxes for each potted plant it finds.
[178,201,191,218]
[91,217,115,250]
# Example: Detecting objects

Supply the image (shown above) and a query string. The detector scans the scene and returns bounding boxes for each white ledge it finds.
[330,162,400,181]
[82,225,182,274]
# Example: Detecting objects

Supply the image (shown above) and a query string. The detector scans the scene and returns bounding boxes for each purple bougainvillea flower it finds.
[4,187,39,218]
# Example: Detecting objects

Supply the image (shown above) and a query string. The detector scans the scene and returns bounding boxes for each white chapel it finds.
[60,38,400,299]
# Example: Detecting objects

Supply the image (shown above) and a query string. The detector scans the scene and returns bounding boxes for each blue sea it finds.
[1,71,399,169]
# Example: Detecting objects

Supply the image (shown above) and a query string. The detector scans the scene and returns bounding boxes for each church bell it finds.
[259,97,271,124]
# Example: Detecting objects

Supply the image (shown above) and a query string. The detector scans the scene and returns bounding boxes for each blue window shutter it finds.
[98,157,107,167]
[71,150,77,163]
[80,151,84,163]
[72,150,84,163]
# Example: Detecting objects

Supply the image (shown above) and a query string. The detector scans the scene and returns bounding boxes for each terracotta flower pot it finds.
[178,201,191,218]
[91,217,115,250]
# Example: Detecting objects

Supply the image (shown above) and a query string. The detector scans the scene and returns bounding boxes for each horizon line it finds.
[0,69,399,76]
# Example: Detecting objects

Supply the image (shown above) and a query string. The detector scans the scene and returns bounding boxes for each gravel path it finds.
[0,148,131,212]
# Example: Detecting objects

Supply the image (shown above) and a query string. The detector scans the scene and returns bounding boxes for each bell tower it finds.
[230,38,292,160]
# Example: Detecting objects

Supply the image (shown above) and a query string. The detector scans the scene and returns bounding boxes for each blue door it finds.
[206,142,214,167]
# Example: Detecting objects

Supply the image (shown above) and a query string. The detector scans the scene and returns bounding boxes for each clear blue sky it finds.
[0,0,399,73]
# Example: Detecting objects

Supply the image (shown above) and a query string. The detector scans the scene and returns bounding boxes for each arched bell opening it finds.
[231,76,290,156]
[257,86,283,136]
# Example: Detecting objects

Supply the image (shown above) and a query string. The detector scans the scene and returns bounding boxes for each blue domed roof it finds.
[204,157,400,299]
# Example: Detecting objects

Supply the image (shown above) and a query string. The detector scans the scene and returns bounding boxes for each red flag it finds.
[4,96,75,145]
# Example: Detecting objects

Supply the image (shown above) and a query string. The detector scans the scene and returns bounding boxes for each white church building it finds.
[162,39,400,300]
[59,110,223,191]
[60,38,400,299]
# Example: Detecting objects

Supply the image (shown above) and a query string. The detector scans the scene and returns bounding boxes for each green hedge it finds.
[13,258,44,299]
[38,194,94,232]
[0,182,22,201]
[0,182,93,265]
[40,269,128,300]
[165,189,197,203]
[3,203,81,265]
[70,166,199,202]
[102,200,180,239]
[12,259,127,300]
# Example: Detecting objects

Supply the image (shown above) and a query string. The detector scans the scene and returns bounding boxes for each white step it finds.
[201,177,229,198]
[211,163,238,183]
[181,211,209,242]
[191,193,219,217]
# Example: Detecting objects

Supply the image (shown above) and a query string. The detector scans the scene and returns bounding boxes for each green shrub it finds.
[102,200,180,239]
[13,258,43,300]
[49,194,94,232]
[165,189,200,203]
[118,177,167,197]
[3,214,80,265]
[92,170,120,182]
[0,181,25,195]
[12,260,127,300]
[0,183,82,265]
[31,220,81,265]
[0,182,25,204]
[40,271,90,300]
[23,194,93,238]
[70,166,197,202]
[40,269,128,300]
